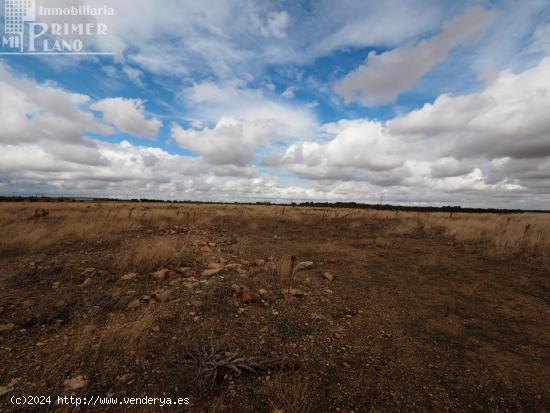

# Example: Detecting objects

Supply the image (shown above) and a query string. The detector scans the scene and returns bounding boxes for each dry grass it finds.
[2,202,549,264]
[1,201,548,412]
[109,236,178,274]
[263,372,317,413]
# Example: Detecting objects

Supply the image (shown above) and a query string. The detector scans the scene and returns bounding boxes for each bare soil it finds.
[0,203,548,412]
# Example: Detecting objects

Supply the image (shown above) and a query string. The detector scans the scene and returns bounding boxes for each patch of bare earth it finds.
[0,202,548,412]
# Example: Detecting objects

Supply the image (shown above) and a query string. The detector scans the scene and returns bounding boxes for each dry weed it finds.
[263,372,316,413]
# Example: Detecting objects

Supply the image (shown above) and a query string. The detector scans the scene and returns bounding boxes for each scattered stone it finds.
[183,277,199,289]
[231,284,242,294]
[294,261,313,272]
[0,378,21,396]
[63,375,88,391]
[116,373,134,383]
[152,268,170,280]
[242,290,259,304]
[81,278,92,287]
[282,288,306,297]
[153,289,173,303]
[190,298,202,308]
[200,245,212,253]
[224,263,241,270]
[81,267,96,275]
[258,288,268,296]
[121,272,137,281]
[201,268,222,277]
[174,267,191,274]
[208,242,216,247]
[52,281,62,289]
[126,299,141,310]
[0,323,15,333]
[323,271,334,281]
[240,259,250,265]
[255,259,266,266]
[207,262,224,270]
[0,386,11,397]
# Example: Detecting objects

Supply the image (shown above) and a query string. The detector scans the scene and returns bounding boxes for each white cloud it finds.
[91,98,162,139]
[171,116,280,166]
[181,81,316,137]
[79,0,453,80]
[259,11,290,38]
[390,57,550,159]
[281,86,296,99]
[334,6,496,105]
[270,57,550,206]
[274,119,403,181]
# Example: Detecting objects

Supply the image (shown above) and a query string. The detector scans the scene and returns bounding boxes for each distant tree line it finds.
[0,195,546,213]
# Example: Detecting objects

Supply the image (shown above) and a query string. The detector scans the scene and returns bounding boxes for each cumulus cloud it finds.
[0,63,270,201]
[171,117,281,166]
[269,57,550,206]
[91,98,162,139]
[0,64,112,166]
[390,57,550,159]
[272,119,403,181]
[334,6,496,105]
[181,81,316,137]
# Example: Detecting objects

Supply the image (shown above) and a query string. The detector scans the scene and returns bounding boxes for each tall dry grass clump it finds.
[263,372,316,413]
[109,236,178,274]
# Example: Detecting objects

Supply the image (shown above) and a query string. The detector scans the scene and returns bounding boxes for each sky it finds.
[1,0,550,208]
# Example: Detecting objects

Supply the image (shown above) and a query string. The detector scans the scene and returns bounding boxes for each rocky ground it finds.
[0,203,549,412]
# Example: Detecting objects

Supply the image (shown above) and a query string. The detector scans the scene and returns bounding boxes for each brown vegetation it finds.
[0,202,548,412]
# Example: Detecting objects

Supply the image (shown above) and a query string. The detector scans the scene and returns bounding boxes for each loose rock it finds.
[153,289,173,303]
[63,375,88,391]
[152,268,170,280]
[282,288,306,297]
[121,272,137,281]
[242,290,259,304]
[294,261,313,272]
[0,323,15,333]
[126,299,141,310]
[81,278,92,287]
[0,378,20,396]
[323,271,334,281]
[201,268,222,277]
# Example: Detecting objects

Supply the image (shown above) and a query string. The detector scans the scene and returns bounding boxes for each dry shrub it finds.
[267,256,297,289]
[263,372,316,413]
[182,345,277,393]
[99,311,157,355]
[110,236,177,273]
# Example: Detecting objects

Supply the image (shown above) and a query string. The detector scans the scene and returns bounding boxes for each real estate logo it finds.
[2,0,114,55]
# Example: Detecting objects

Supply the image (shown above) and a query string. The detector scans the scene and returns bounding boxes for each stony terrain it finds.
[0,202,549,412]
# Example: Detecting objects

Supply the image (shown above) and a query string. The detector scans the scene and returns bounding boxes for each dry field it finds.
[0,202,549,412]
